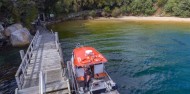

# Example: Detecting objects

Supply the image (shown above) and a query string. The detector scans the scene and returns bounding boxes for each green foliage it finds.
[25,4,38,29]
[164,0,190,17]
[12,7,20,22]
[55,1,64,14]
[102,6,111,17]
[120,5,127,14]
[0,0,14,23]
[164,0,176,12]
[104,6,111,13]
[157,0,168,7]
[89,10,96,17]
[130,0,156,15]
[0,2,2,8]
[2,0,190,27]
[16,0,38,29]
[101,11,107,17]
[111,7,122,17]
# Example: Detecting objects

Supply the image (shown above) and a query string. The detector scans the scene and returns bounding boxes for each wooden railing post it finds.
[15,88,18,94]
[67,79,71,94]
[15,76,21,89]
[19,50,25,61]
[39,71,46,94]
[21,65,26,77]
[55,32,58,49]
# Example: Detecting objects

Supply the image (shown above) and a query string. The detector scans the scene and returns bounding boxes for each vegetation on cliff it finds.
[1,0,190,28]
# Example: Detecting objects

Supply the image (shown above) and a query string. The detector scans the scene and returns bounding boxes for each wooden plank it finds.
[46,81,68,92]
[18,82,69,94]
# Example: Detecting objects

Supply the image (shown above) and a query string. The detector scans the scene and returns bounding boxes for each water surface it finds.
[50,20,190,94]
[0,47,22,94]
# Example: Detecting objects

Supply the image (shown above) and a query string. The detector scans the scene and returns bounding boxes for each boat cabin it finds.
[69,46,118,94]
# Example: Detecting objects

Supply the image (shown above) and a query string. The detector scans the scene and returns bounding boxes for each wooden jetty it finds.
[15,27,70,94]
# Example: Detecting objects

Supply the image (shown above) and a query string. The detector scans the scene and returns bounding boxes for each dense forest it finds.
[1,0,190,28]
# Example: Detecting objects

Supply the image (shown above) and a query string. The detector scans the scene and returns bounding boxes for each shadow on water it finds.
[0,46,24,94]
[50,20,190,94]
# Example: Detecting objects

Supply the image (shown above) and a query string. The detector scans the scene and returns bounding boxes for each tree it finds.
[164,0,190,17]
[111,7,122,17]
[104,6,111,13]
[164,0,177,12]
[16,0,38,28]
[89,10,96,17]
[120,5,127,14]
[157,0,167,7]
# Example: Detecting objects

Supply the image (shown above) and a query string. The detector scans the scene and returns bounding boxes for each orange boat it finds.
[67,45,119,94]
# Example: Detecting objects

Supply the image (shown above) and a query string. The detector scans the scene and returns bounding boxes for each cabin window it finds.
[94,64,107,78]
[94,63,104,74]
[76,67,84,77]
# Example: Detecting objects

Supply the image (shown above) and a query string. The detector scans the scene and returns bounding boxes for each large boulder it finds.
[0,24,6,47]
[10,28,31,46]
[0,32,5,40]
[4,23,23,37]
[0,24,5,39]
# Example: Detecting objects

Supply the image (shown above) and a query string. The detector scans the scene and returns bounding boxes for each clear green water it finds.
[50,20,190,94]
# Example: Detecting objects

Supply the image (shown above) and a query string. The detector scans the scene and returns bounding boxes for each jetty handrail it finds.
[15,30,40,89]
[66,79,71,94]
[39,71,46,94]
[67,61,78,93]
[54,32,64,64]
[55,32,59,49]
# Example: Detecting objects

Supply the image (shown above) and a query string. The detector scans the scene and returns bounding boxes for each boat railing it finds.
[15,30,40,89]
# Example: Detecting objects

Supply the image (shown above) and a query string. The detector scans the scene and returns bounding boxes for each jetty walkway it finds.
[15,27,70,94]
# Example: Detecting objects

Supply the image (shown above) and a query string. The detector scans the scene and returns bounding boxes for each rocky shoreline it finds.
[0,23,32,47]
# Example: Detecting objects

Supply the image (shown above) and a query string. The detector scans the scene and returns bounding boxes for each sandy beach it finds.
[96,16,190,22]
